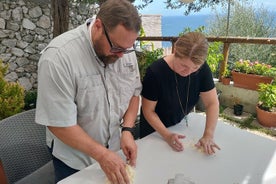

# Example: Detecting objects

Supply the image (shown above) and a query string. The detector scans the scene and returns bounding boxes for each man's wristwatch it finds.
[120,124,135,137]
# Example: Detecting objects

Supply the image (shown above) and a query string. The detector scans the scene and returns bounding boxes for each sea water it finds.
[162,15,209,48]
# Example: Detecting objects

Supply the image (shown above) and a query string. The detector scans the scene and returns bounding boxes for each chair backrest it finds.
[0,109,52,183]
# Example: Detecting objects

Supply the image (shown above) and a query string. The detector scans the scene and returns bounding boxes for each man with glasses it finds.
[35,0,141,183]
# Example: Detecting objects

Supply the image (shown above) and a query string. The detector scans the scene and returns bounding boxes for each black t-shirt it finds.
[140,58,215,138]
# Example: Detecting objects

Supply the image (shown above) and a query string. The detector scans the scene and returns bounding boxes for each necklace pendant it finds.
[184,116,188,127]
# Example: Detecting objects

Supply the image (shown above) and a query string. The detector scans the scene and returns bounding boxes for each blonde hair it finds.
[174,32,208,65]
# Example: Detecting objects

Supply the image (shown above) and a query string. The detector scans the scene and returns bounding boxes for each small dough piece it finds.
[105,164,135,184]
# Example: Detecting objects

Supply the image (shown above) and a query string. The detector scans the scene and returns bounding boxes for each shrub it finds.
[206,0,276,66]
[136,48,164,80]
[258,82,276,112]
[0,59,25,120]
[24,90,37,110]
[137,25,164,80]
[207,41,224,77]
[221,67,231,78]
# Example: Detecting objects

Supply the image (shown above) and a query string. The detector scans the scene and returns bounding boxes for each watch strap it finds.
[121,126,135,137]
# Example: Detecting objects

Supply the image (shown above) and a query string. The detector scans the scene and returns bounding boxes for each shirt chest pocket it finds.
[117,72,136,112]
[76,75,106,114]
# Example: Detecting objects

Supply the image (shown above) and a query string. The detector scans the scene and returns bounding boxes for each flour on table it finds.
[105,164,135,184]
[185,138,204,153]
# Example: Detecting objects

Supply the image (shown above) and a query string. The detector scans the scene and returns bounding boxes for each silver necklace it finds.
[173,63,190,127]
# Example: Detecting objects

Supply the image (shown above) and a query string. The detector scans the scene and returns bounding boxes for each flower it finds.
[233,59,276,77]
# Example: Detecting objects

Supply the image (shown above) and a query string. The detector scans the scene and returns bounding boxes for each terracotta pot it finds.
[231,71,273,91]
[221,77,231,85]
[256,105,276,127]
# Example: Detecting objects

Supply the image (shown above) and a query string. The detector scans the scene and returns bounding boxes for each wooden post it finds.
[171,40,175,53]
[220,43,230,81]
[51,0,69,38]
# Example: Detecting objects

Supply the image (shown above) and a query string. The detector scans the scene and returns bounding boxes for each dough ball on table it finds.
[105,164,135,184]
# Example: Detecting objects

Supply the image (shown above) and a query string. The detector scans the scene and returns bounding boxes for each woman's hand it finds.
[165,133,186,152]
[195,136,220,155]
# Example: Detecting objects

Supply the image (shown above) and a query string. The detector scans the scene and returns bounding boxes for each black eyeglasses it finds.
[102,23,136,54]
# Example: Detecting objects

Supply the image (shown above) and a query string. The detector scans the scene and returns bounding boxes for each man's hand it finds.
[121,131,137,167]
[98,149,130,184]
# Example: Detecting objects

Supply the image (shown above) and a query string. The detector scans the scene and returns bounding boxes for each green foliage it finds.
[0,60,25,120]
[206,41,224,76]
[206,0,276,66]
[233,59,276,77]
[221,67,231,78]
[24,90,37,110]
[138,0,246,16]
[73,0,247,16]
[137,25,164,80]
[139,26,154,50]
[258,82,276,112]
[136,48,164,80]
[178,26,205,36]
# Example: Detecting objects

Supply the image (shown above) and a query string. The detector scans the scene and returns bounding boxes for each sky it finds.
[134,0,276,16]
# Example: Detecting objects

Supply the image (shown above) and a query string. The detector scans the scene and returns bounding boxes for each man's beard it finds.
[98,54,119,65]
[93,43,119,65]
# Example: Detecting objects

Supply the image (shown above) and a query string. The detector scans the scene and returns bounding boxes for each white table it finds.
[58,113,276,184]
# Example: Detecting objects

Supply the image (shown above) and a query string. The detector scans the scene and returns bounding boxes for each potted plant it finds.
[256,81,276,127]
[232,97,243,116]
[221,68,231,85]
[231,59,275,90]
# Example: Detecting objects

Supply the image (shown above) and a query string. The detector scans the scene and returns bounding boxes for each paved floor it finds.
[222,107,276,139]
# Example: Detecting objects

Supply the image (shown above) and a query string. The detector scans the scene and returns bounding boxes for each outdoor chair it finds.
[0,109,54,184]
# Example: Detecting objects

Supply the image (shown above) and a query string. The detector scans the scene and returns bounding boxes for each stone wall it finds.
[0,0,161,91]
[0,0,97,91]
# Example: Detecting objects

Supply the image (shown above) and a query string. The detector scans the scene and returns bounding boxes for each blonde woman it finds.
[140,32,221,155]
